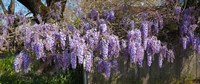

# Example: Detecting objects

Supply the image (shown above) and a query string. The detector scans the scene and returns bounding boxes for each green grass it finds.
[0,52,83,84]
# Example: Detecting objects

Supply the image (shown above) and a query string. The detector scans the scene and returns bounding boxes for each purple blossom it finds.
[141,21,149,40]
[97,58,103,72]
[175,6,181,15]
[55,2,62,9]
[128,29,142,44]
[99,23,107,34]
[33,39,46,60]
[84,22,90,31]
[85,51,93,72]
[22,51,30,73]
[112,60,118,72]
[158,54,163,68]
[37,14,42,23]
[45,33,56,52]
[121,39,127,49]
[197,45,200,54]
[100,38,109,60]
[104,61,111,79]
[150,36,161,53]
[167,49,175,63]
[128,41,137,63]
[130,20,135,29]
[70,51,77,69]
[189,24,198,32]
[147,54,153,67]
[104,10,110,20]
[109,10,115,20]
[62,51,70,70]
[158,14,164,29]
[16,11,27,24]
[85,29,99,49]
[175,6,181,21]
[77,40,85,64]
[108,35,120,58]
[160,45,168,58]
[182,37,187,49]
[137,45,144,67]
[58,31,66,50]
[13,53,23,73]
[14,51,30,73]
[90,8,99,20]
[153,20,159,33]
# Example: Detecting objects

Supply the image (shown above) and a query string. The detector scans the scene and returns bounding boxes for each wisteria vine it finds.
[0,5,199,79]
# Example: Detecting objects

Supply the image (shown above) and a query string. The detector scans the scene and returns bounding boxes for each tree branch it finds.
[17,0,49,17]
[8,0,15,14]
[0,0,8,14]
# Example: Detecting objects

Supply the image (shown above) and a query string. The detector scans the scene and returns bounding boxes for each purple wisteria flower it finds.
[104,61,111,79]
[90,8,99,20]
[121,39,127,49]
[14,51,30,73]
[84,51,93,72]
[108,35,120,58]
[130,20,135,29]
[112,60,118,72]
[99,23,107,34]
[70,51,77,69]
[32,39,46,60]
[128,41,137,63]
[141,21,149,40]
[100,37,109,60]
[97,58,103,73]
[62,50,70,70]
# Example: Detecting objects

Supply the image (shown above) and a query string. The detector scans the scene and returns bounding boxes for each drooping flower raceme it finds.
[84,51,93,72]
[14,51,30,73]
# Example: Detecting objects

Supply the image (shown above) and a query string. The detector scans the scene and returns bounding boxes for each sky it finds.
[0,0,78,16]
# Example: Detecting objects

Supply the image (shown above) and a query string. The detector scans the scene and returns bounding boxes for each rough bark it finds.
[8,0,15,14]
[17,0,49,17]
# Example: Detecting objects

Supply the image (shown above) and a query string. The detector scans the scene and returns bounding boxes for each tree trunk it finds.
[17,0,49,17]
